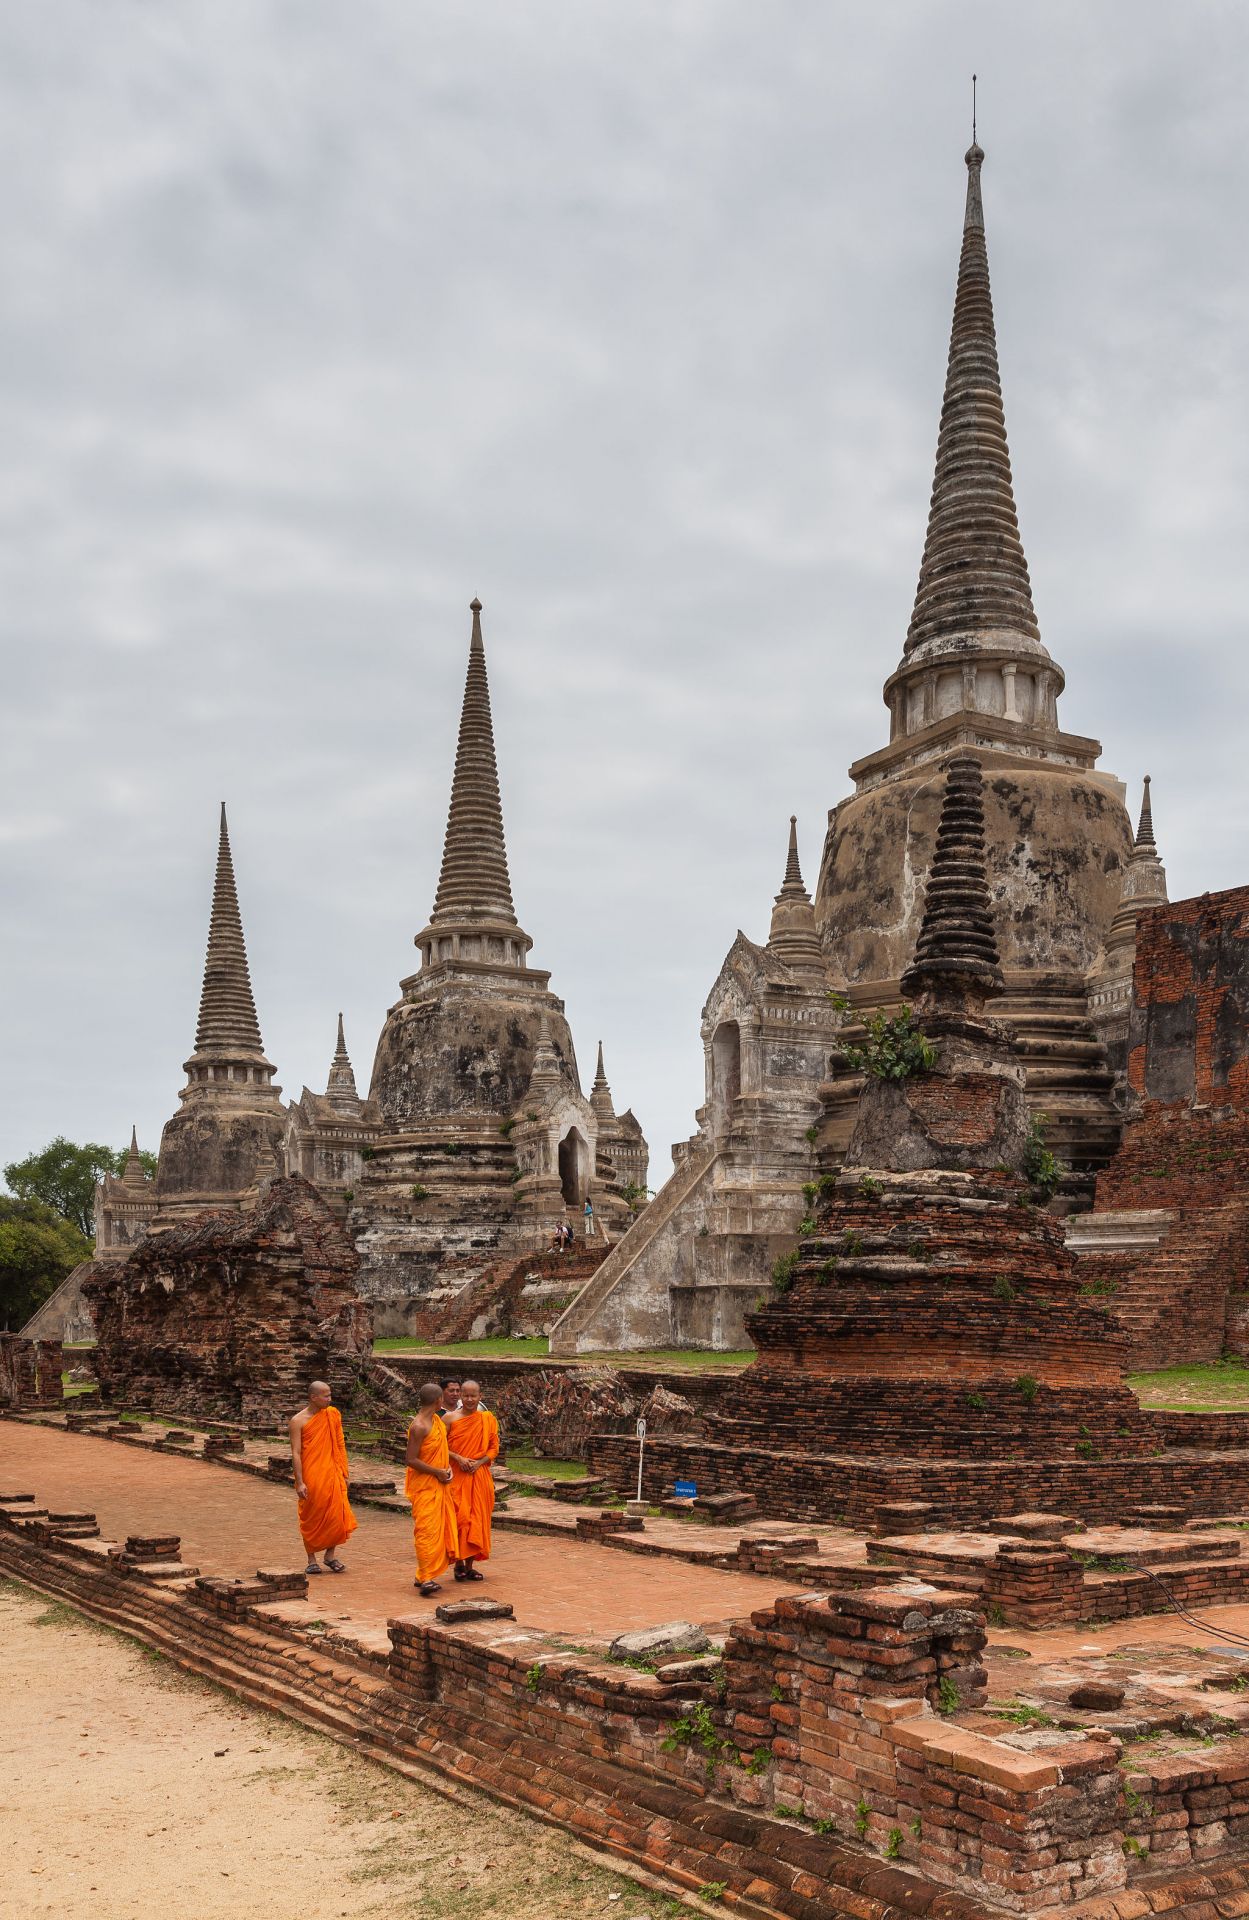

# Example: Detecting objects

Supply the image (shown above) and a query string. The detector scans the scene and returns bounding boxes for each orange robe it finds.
[296,1406,357,1554]
[448,1409,499,1562]
[405,1415,459,1582]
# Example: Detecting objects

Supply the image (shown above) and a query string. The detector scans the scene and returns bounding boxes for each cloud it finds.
[2,1,1248,1183]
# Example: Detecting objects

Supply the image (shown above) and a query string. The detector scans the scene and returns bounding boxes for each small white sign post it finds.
[635,1417,647,1504]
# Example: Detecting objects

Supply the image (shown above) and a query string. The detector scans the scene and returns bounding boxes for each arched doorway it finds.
[710,1020,741,1138]
[558,1127,590,1210]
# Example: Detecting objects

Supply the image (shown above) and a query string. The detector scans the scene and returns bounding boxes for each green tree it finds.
[3,1136,156,1240]
[0,1196,92,1331]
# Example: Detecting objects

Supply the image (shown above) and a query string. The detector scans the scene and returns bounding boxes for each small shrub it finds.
[526,1108,539,1121]
[936,1675,960,1716]
[1022,1117,1062,1197]
[844,1231,864,1257]
[885,1828,902,1860]
[804,1124,820,1145]
[410,1183,430,1202]
[1122,1835,1146,1859]
[813,1816,835,1834]
[359,1144,376,1161]
[854,1798,871,1838]
[771,1249,801,1293]
[510,1169,525,1185]
[771,1681,784,1702]
[841,1006,937,1082]
[858,1173,882,1198]
[987,1603,1005,1627]
[443,1141,461,1157]
[816,1259,838,1285]
[992,1275,1016,1303]
[995,1701,1055,1728]
[774,1802,802,1820]
[745,1746,772,1775]
[1080,1275,1119,1297]
[966,1391,987,1412]
[341,1188,354,1206]
[498,1117,515,1138]
[1015,1374,1039,1404]
[910,1816,922,1839]
[697,1224,710,1238]
[524,1662,543,1692]
[906,1238,927,1261]
[802,1182,818,1205]
[797,1215,816,1238]
[697,1886,727,1903]
[817,1173,839,1202]
[1076,1439,1099,1460]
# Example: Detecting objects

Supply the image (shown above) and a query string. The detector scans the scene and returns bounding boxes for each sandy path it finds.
[0,1580,682,1920]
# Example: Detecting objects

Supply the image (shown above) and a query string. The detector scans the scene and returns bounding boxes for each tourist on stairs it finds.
[447,1379,499,1582]
[289,1381,357,1576]
[406,1383,460,1596]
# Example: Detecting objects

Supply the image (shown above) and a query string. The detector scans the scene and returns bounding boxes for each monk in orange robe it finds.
[446,1378,499,1582]
[289,1381,357,1574]
[405,1382,459,1596]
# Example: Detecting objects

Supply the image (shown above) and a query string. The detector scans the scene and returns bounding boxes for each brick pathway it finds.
[0,1423,803,1639]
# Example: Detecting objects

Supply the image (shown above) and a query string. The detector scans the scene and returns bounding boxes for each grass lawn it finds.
[372,1336,754,1371]
[504,1452,589,1480]
[1129,1357,1249,1412]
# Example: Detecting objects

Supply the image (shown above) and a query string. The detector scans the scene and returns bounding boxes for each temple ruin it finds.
[350,598,648,1336]
[554,139,1168,1354]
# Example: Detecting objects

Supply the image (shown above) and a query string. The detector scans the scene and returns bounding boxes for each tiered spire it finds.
[901,755,1003,1006]
[430,600,520,929]
[766,817,825,975]
[525,1010,563,1099]
[590,1041,616,1122]
[184,805,275,1088]
[904,143,1044,665]
[325,1013,361,1113]
[1135,774,1157,850]
[118,1126,150,1188]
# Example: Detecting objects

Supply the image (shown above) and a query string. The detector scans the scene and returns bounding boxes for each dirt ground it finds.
[0,1581,686,1920]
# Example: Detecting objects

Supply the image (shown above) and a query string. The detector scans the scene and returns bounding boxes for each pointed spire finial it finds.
[120,1125,148,1187]
[423,600,526,947]
[972,72,977,145]
[900,754,1003,1007]
[783,815,804,888]
[590,1038,615,1121]
[904,140,1042,669]
[188,803,270,1067]
[1135,775,1156,851]
[325,1010,360,1111]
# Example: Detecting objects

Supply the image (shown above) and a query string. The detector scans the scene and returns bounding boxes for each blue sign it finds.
[674,1479,698,1499]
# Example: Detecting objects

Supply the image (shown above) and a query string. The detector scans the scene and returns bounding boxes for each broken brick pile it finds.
[1074,886,1249,1368]
[85,1175,372,1424]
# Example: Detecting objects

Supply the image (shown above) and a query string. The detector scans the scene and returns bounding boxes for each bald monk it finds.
[289,1381,356,1575]
[405,1382,459,1596]
[447,1378,500,1582]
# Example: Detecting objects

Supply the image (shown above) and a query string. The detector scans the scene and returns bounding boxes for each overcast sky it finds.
[2,2,1247,1188]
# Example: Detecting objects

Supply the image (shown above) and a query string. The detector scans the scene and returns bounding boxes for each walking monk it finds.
[406,1382,459,1596]
[289,1381,356,1575]
[447,1378,499,1582]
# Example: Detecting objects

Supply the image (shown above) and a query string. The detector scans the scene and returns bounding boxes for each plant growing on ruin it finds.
[906,1238,928,1261]
[443,1141,462,1157]
[843,1231,864,1257]
[813,1817,835,1835]
[524,1662,544,1692]
[1022,1117,1062,1198]
[854,1798,871,1837]
[858,1172,882,1198]
[910,1817,922,1839]
[802,1181,818,1205]
[797,1216,816,1238]
[995,1701,1055,1728]
[621,1182,650,1211]
[992,1276,1016,1303]
[1015,1374,1038,1404]
[816,1258,837,1285]
[341,1188,354,1206]
[1076,1439,1099,1461]
[697,1224,709,1237]
[359,1144,375,1161]
[410,1183,430,1202]
[745,1747,772,1775]
[885,1828,903,1860]
[966,1391,986,1411]
[837,1006,936,1083]
[935,1676,960,1716]
[804,1124,820,1145]
[498,1117,515,1138]
[771,1681,784,1702]
[771,1250,800,1293]
[1122,1836,1146,1859]
[696,1886,726,1903]
[774,1802,802,1820]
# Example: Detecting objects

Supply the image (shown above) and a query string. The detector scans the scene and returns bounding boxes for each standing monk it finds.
[447,1378,499,1583]
[406,1382,459,1596]
[289,1381,356,1575]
